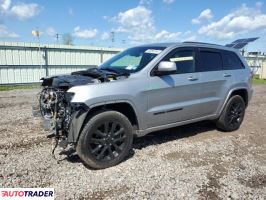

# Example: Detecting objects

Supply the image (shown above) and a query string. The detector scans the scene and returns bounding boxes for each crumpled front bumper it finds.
[33,99,90,144]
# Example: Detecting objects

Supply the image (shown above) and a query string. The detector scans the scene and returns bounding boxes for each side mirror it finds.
[154,61,177,76]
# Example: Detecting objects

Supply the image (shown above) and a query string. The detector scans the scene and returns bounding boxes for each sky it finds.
[0,0,266,52]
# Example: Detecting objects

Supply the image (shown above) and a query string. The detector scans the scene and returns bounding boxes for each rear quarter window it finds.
[223,50,244,70]
[198,50,223,72]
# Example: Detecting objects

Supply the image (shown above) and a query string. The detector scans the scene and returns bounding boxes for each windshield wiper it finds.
[103,68,130,76]
[103,67,119,73]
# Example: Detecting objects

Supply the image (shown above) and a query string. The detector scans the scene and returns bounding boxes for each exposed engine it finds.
[38,67,129,158]
[39,87,72,133]
[39,67,127,141]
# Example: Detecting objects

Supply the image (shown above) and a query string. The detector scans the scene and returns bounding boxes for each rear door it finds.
[222,50,247,84]
[196,47,232,116]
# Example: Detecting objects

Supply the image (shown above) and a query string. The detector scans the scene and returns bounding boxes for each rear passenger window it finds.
[165,50,195,74]
[223,51,244,70]
[199,50,223,71]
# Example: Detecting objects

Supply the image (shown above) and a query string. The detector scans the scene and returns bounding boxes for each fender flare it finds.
[219,87,248,116]
[67,100,139,143]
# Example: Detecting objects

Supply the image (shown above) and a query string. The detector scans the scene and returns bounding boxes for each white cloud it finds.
[101,32,110,40]
[111,5,188,43]
[155,30,181,40]
[0,24,18,38]
[0,1,39,39]
[0,0,11,13]
[181,30,197,41]
[198,4,266,39]
[183,35,196,41]
[113,27,127,33]
[114,6,155,42]
[163,0,175,4]
[10,3,40,20]
[192,9,213,24]
[46,27,56,37]
[116,6,154,32]
[73,26,97,39]
[139,0,152,6]
[1,0,41,21]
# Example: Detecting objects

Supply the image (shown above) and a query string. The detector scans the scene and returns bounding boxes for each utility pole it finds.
[110,31,115,47]
[55,33,60,44]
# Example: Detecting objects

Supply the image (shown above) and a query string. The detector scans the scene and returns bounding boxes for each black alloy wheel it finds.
[88,121,127,161]
[225,100,245,128]
[76,110,133,169]
[216,95,246,131]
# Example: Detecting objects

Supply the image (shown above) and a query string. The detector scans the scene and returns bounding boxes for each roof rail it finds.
[183,41,222,46]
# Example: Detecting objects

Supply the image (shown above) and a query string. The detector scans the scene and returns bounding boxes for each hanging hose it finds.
[52,137,59,160]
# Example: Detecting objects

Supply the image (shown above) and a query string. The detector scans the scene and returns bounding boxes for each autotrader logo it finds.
[0,188,54,199]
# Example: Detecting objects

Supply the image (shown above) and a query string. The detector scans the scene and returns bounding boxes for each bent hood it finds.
[41,67,121,90]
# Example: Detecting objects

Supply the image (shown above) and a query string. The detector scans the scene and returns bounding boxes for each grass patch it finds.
[252,75,266,85]
[0,83,41,91]
[253,77,266,85]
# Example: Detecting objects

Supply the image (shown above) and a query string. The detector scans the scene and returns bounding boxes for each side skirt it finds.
[135,114,218,137]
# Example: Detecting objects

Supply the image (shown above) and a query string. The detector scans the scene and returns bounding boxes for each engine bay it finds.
[39,67,129,154]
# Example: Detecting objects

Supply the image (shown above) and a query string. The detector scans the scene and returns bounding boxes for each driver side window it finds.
[164,49,195,74]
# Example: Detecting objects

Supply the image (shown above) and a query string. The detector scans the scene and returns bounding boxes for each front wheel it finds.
[216,95,246,132]
[76,110,133,169]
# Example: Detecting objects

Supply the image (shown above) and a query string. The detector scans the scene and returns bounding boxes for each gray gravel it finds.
[0,86,266,199]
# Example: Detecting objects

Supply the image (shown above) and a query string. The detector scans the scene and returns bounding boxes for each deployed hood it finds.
[41,67,127,90]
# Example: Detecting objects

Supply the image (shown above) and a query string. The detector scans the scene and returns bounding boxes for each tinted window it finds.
[223,51,244,70]
[164,50,195,74]
[199,50,222,71]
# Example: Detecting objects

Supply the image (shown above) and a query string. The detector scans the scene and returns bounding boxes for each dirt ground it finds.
[0,86,265,199]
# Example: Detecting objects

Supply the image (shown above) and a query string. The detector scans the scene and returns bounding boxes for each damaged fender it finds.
[68,108,89,143]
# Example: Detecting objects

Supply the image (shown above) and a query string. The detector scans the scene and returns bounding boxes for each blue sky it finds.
[0,0,266,51]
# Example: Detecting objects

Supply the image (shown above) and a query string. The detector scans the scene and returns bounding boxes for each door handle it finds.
[223,73,231,77]
[188,76,198,81]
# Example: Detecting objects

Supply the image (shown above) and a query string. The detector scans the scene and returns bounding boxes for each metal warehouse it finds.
[0,42,121,84]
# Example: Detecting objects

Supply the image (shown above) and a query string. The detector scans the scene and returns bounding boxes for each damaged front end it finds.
[40,88,76,138]
[38,67,127,157]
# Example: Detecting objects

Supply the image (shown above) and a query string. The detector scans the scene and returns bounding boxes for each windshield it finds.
[99,46,166,73]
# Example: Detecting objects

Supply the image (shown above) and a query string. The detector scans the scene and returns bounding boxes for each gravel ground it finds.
[0,86,266,199]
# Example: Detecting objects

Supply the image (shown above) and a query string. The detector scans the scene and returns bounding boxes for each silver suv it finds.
[39,42,253,169]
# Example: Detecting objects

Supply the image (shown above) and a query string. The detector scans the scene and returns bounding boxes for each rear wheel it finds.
[216,95,246,132]
[76,110,133,169]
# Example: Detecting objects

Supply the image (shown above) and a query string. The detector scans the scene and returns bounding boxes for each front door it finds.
[146,47,203,127]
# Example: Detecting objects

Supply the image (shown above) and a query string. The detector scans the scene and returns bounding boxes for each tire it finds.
[216,95,246,132]
[76,110,133,169]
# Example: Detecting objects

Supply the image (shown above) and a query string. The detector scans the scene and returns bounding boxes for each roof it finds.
[137,42,235,51]
[137,43,178,48]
